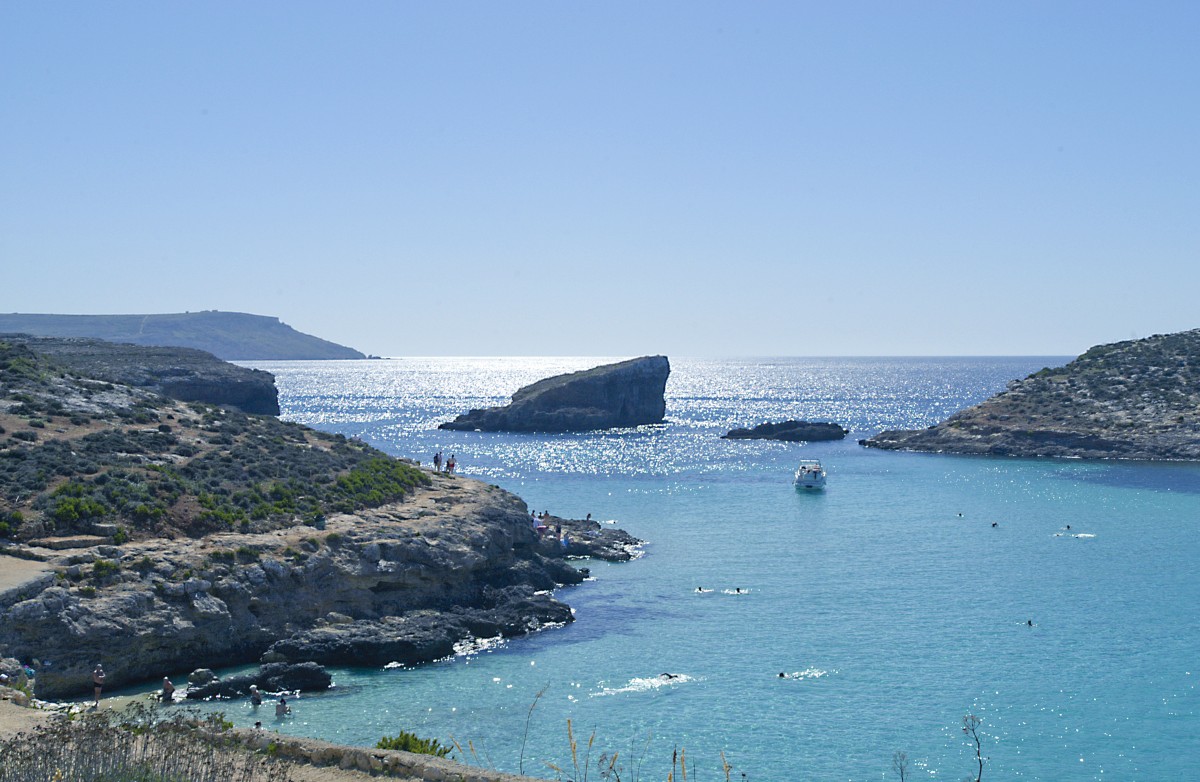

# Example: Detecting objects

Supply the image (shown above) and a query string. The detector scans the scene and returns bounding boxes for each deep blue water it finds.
[179,357,1197,781]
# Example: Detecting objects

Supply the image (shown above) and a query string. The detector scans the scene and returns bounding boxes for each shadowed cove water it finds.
[170,357,1196,781]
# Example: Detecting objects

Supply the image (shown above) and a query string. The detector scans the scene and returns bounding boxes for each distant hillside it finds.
[0,311,365,360]
[864,329,1200,460]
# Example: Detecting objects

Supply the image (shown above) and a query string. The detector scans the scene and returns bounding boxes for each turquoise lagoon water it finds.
[183,357,1197,781]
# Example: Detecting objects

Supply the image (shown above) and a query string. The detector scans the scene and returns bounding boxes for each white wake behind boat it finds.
[793,459,826,490]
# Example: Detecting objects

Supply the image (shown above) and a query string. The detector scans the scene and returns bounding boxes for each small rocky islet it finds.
[0,336,641,699]
[722,420,848,442]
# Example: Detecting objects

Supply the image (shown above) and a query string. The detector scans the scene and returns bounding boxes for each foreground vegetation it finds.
[0,705,293,782]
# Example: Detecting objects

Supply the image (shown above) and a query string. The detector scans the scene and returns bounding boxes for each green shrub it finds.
[92,559,120,578]
[375,730,451,757]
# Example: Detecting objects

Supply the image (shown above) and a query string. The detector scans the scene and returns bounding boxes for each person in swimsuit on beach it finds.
[92,664,105,706]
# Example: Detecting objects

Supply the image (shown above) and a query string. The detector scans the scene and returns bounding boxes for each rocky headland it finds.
[864,329,1200,459]
[0,337,641,699]
[722,420,848,442]
[3,335,280,415]
[0,311,365,361]
[439,355,670,432]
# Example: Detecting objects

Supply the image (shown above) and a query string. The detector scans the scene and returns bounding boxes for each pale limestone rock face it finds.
[0,474,590,699]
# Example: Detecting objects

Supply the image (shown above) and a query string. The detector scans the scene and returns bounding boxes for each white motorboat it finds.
[793,460,826,490]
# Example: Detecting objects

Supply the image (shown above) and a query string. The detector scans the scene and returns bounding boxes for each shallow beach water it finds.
[165,357,1197,781]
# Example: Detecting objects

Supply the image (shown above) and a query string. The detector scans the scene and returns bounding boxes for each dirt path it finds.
[0,698,54,738]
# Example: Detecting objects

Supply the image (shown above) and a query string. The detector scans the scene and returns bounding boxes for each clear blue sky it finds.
[3,2,1197,357]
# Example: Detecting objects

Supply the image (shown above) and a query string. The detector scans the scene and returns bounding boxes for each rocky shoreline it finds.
[0,472,641,699]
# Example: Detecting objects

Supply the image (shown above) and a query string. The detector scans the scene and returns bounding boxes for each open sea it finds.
[178,357,1197,781]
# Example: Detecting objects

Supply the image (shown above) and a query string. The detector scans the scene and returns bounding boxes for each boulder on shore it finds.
[439,356,670,433]
[722,420,848,442]
[185,662,331,699]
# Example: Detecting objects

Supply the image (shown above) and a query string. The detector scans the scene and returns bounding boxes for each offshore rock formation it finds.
[723,420,848,442]
[4,335,280,415]
[864,329,1200,459]
[0,473,640,698]
[440,355,670,432]
[0,311,365,360]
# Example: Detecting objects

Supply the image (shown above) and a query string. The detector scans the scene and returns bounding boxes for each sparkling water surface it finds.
[172,357,1197,781]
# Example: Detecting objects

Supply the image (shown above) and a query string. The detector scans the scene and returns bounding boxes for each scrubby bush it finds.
[376,730,452,757]
[0,705,294,782]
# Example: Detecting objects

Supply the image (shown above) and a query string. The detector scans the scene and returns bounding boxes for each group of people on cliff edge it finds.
[432,450,456,474]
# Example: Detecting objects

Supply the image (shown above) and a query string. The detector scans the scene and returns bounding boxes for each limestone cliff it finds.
[864,329,1200,459]
[439,355,670,432]
[1,474,639,698]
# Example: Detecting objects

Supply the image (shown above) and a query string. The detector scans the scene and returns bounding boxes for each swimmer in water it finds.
[1027,619,1033,627]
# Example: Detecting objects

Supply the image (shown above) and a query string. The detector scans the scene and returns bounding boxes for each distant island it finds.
[0,311,365,361]
[440,355,670,433]
[864,328,1200,460]
[723,420,847,442]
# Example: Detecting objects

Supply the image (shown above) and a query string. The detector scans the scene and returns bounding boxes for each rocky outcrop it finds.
[722,420,848,442]
[0,311,365,360]
[0,473,641,699]
[864,329,1200,460]
[439,356,670,432]
[4,335,280,415]
[184,662,331,699]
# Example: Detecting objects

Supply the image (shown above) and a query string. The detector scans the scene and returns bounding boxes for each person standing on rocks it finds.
[433,451,442,472]
[92,664,105,706]
[446,454,456,474]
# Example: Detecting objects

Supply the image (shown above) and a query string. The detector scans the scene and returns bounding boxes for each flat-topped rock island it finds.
[439,355,670,432]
